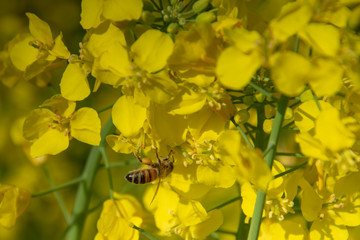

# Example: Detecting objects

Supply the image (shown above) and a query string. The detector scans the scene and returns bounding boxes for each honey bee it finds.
[125,149,174,203]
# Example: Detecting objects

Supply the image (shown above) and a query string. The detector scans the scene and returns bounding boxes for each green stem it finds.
[273,161,307,179]
[32,177,83,198]
[130,224,159,240]
[41,164,70,224]
[66,117,115,240]
[248,82,277,101]
[99,147,114,199]
[207,196,242,212]
[230,118,254,149]
[97,104,114,114]
[247,95,289,240]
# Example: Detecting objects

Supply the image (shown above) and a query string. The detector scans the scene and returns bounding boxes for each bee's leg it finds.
[167,149,174,159]
[134,151,143,163]
[154,147,161,165]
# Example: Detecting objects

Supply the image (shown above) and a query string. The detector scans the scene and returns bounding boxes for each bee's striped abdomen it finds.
[125,168,158,184]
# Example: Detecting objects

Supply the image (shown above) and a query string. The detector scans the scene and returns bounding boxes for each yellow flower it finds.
[80,0,143,29]
[143,186,223,239]
[0,185,30,229]
[215,130,272,191]
[88,28,177,105]
[23,94,101,158]
[216,28,263,90]
[95,193,145,240]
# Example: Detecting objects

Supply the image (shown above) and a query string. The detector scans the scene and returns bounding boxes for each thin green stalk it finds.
[236,182,248,240]
[247,95,289,240]
[275,152,306,157]
[41,164,70,224]
[32,177,83,198]
[230,118,254,149]
[312,90,322,111]
[97,104,114,114]
[66,117,115,240]
[130,224,159,240]
[150,0,161,10]
[207,196,242,212]
[248,82,277,101]
[273,161,307,179]
[99,147,114,199]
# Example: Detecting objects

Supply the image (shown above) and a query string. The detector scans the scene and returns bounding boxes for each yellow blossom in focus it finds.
[95,193,145,240]
[23,94,101,158]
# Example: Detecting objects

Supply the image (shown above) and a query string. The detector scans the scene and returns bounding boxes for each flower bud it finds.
[192,0,209,13]
[167,22,179,34]
[142,11,155,25]
[195,11,216,23]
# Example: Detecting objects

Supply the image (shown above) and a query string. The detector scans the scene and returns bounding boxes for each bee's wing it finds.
[150,178,161,205]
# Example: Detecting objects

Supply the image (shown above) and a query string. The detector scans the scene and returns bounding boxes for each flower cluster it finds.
[1,0,360,239]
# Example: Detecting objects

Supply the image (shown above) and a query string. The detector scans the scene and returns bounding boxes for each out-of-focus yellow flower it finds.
[143,186,223,239]
[23,94,101,158]
[168,23,219,87]
[269,1,312,42]
[259,215,308,240]
[216,27,263,90]
[80,0,143,29]
[95,193,145,240]
[215,130,272,191]
[0,184,30,229]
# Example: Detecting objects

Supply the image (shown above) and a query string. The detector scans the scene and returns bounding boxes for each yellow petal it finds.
[80,0,103,29]
[26,13,53,46]
[197,163,236,188]
[60,62,90,101]
[98,43,131,77]
[298,178,322,222]
[131,29,174,73]
[177,199,207,226]
[30,128,69,158]
[315,107,355,152]
[170,163,211,199]
[294,100,332,133]
[188,106,226,141]
[106,135,135,154]
[299,23,340,57]
[259,215,308,240]
[49,32,70,59]
[87,22,126,58]
[190,210,223,239]
[310,217,348,240]
[270,51,310,97]
[308,58,343,97]
[328,197,360,227]
[70,107,101,146]
[23,108,54,141]
[148,104,188,146]
[216,47,262,90]
[103,0,143,22]
[296,132,329,161]
[168,87,206,115]
[270,1,312,42]
[112,96,146,138]
[0,186,18,228]
[334,172,360,196]
[8,34,38,71]
[40,94,76,118]
[141,71,178,104]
